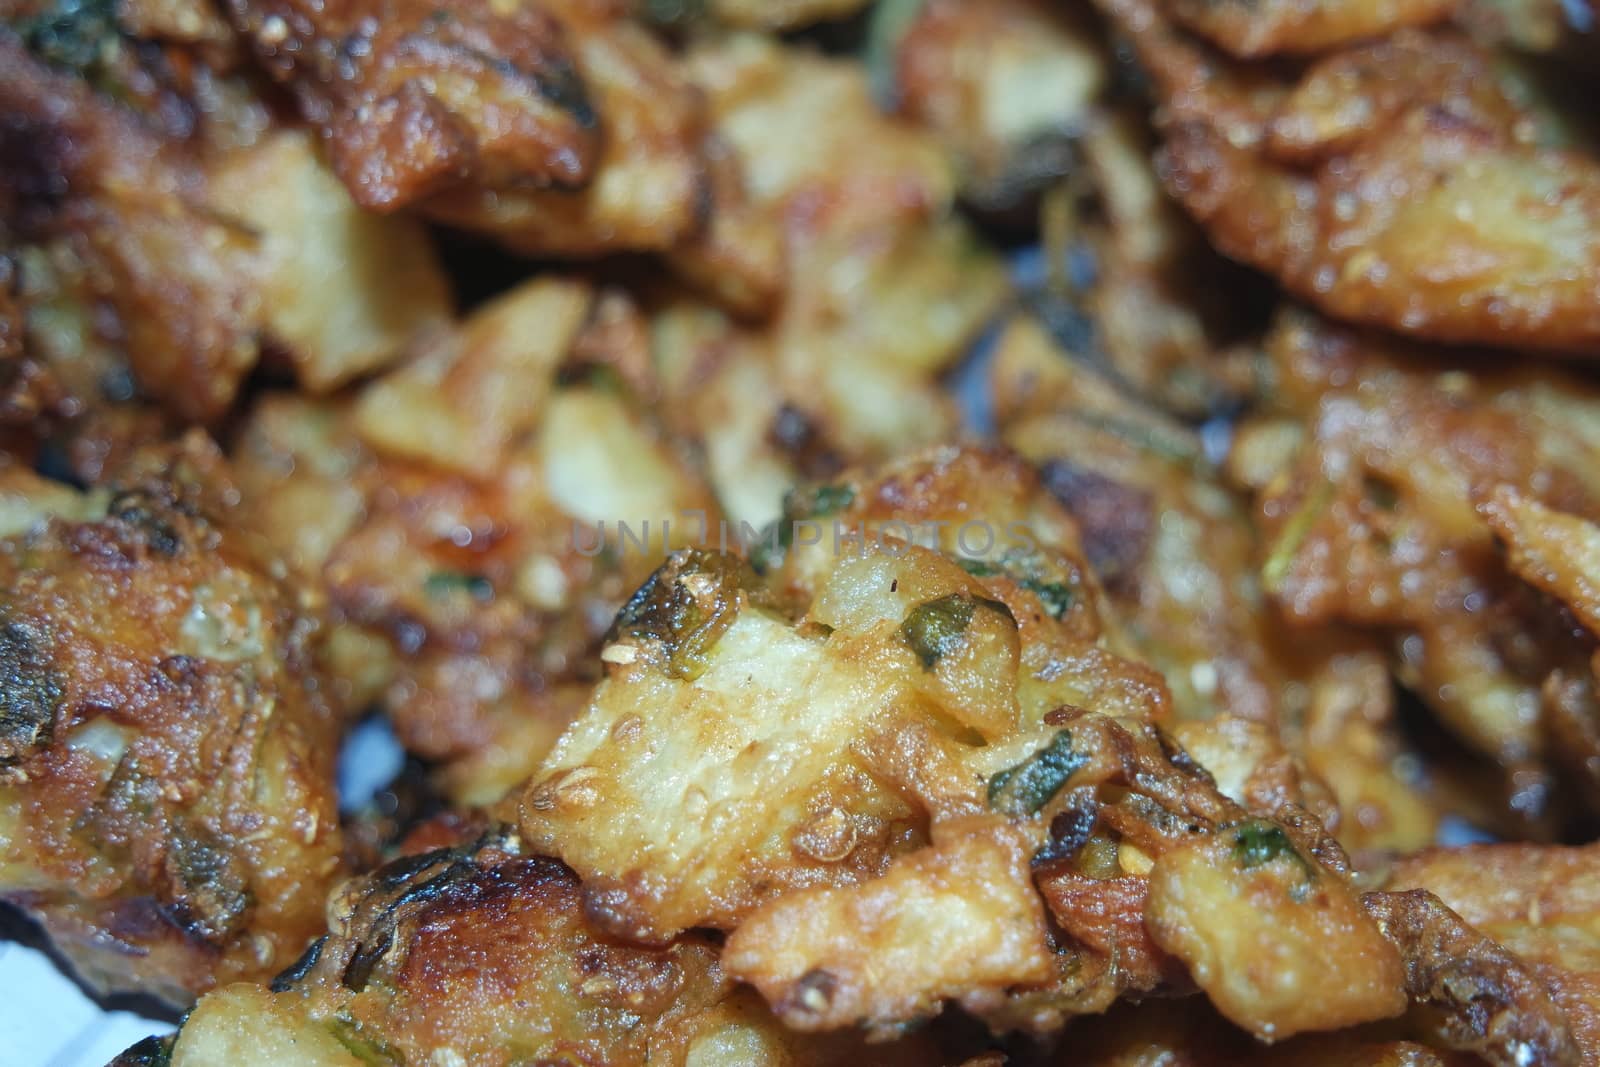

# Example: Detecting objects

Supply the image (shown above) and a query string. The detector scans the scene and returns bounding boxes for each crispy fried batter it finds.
[225,0,599,211]
[992,315,1441,854]
[0,435,344,1005]
[0,38,261,423]
[1387,843,1600,1063]
[160,828,962,1066]
[1233,307,1600,824]
[1100,0,1600,355]
[520,446,1402,1038]
[231,279,719,803]
[1363,889,1582,1065]
[880,0,1106,212]
[1166,0,1460,57]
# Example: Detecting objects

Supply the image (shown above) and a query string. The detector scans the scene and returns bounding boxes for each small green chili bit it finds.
[899,593,977,669]
[987,729,1088,816]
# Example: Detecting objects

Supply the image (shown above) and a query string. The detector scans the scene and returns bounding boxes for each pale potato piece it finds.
[539,385,706,535]
[171,985,361,1067]
[1146,828,1408,1040]
[521,547,952,941]
[353,278,591,479]
[208,129,453,392]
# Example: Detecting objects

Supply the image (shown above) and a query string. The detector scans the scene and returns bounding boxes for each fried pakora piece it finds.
[521,446,1405,1038]
[1165,0,1460,57]
[1481,489,1600,812]
[652,35,1007,527]
[2,6,452,434]
[873,0,1107,214]
[1385,843,1600,1063]
[0,435,345,1005]
[1099,0,1600,356]
[0,38,261,423]
[1232,307,1600,827]
[231,279,720,804]
[991,315,1441,854]
[224,0,599,211]
[1059,998,1480,1065]
[227,0,740,269]
[146,828,958,1066]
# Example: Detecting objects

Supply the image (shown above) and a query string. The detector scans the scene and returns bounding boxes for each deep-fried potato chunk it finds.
[206,129,452,392]
[653,36,1007,527]
[0,435,344,1005]
[1232,307,1600,825]
[231,281,720,803]
[1146,830,1406,1039]
[224,0,599,211]
[1100,0,1600,356]
[521,446,1403,1037]
[149,829,955,1066]
[878,0,1107,212]
[0,38,261,422]
[1165,0,1460,57]
[724,816,1056,1031]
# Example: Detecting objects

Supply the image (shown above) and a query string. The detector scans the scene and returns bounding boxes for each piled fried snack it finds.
[0,0,1598,1064]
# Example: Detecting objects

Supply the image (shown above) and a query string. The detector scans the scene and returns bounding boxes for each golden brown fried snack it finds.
[231,279,720,804]
[1100,0,1600,356]
[0,435,344,1005]
[226,0,733,266]
[2,7,452,437]
[876,0,1106,213]
[653,35,1007,527]
[1482,490,1600,812]
[991,316,1441,854]
[224,0,598,211]
[1059,998,1479,1065]
[1232,307,1600,827]
[1166,0,1460,57]
[149,828,958,1066]
[521,446,1406,1038]
[1385,843,1600,1064]
[0,38,261,423]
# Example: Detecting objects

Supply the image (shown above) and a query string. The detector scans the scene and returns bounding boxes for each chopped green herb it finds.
[988,730,1087,815]
[328,1014,402,1066]
[13,0,120,74]
[1262,477,1336,594]
[424,571,494,602]
[1233,821,1295,868]
[900,593,977,669]
[1025,580,1074,619]
[753,483,856,571]
[958,555,1074,619]
[610,551,753,679]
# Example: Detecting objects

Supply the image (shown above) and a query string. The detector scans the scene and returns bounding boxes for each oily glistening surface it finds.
[1,0,1599,1064]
